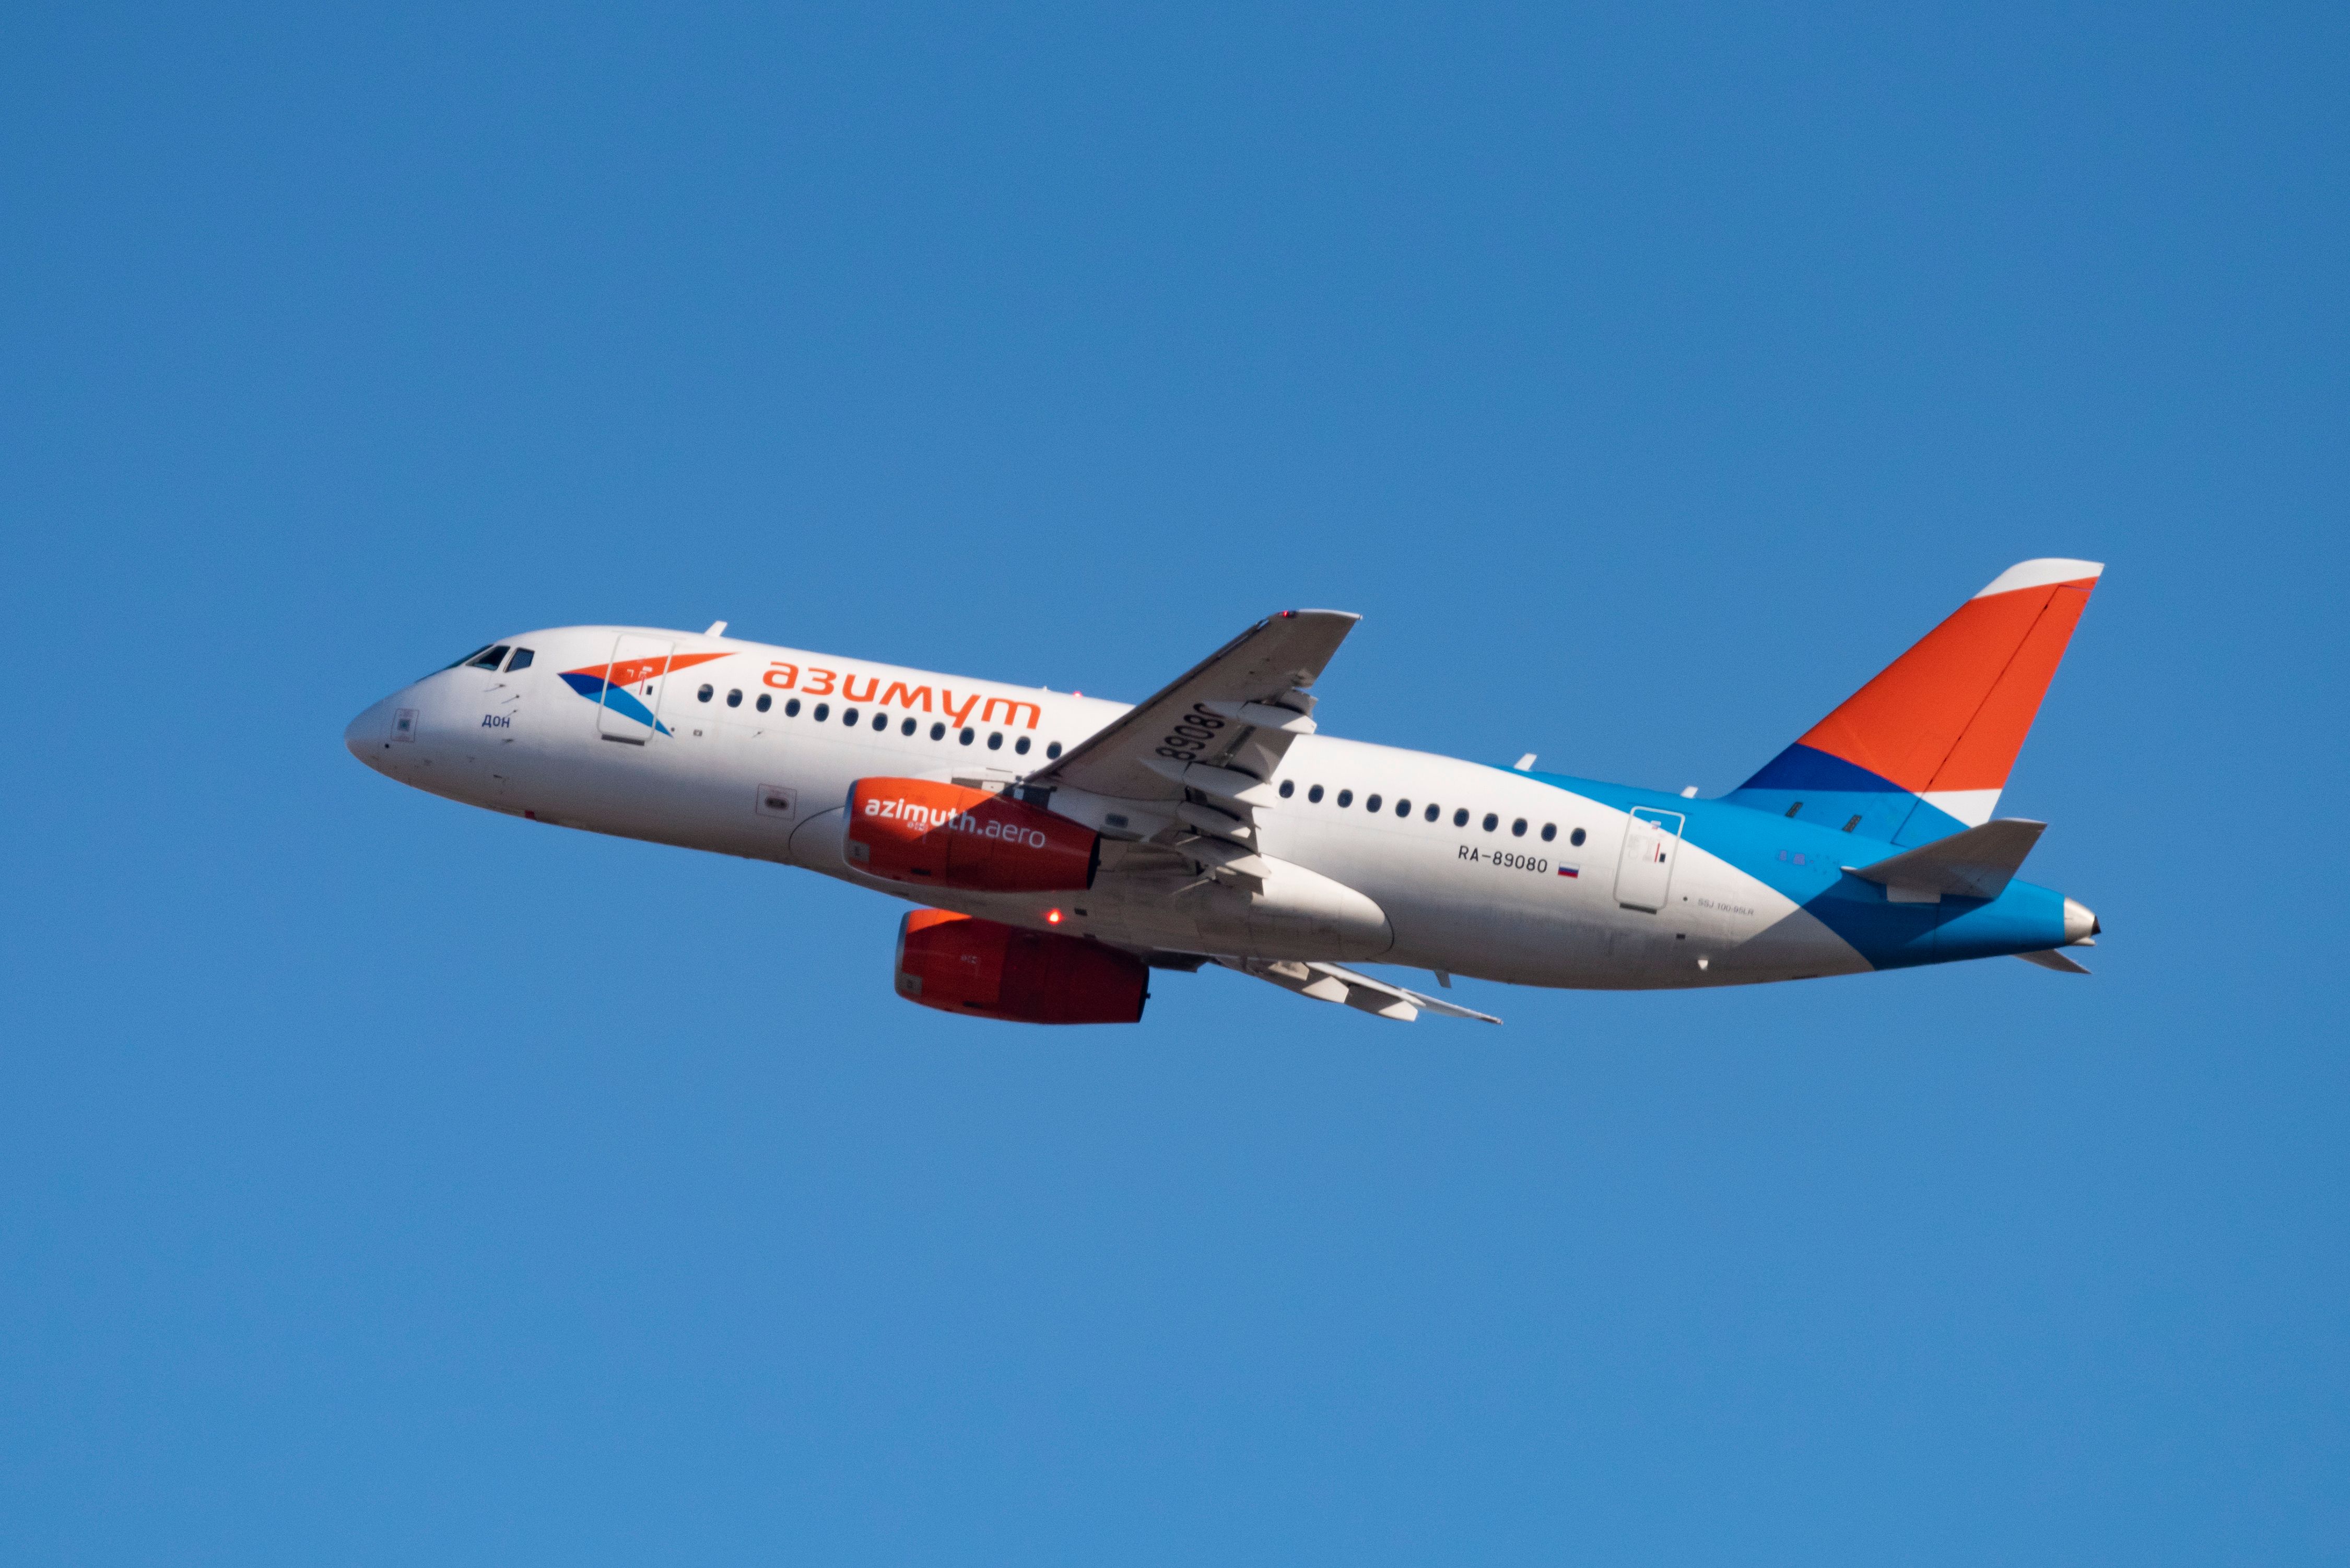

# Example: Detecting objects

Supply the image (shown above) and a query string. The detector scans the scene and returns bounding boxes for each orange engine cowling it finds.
[894,909,1147,1024]
[845,777,1099,893]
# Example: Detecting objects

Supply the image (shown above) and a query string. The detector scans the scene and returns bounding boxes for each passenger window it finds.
[813,703,829,722]
[1337,789,1353,807]
[960,728,975,745]
[1453,808,1468,827]
[1365,794,1381,812]
[1395,798,1411,817]
[902,717,916,736]
[1570,827,1587,846]
[697,683,714,702]
[726,689,743,708]
[842,708,859,725]
[1424,804,1439,822]
[1540,823,1556,842]
[1047,741,1062,758]
[1015,735,1030,754]
[872,712,887,730]
[757,693,772,713]
[504,648,535,671]
[1279,780,1295,798]
[987,732,1003,750]
[931,722,946,740]
[786,698,802,717]
[1308,785,1325,803]
[1511,818,1528,837]
[469,645,511,670]
[1482,812,1498,832]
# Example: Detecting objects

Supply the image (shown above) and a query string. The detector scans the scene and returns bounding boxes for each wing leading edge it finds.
[1026,609,1358,806]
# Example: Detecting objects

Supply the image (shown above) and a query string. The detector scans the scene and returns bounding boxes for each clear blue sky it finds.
[5,3,2345,1561]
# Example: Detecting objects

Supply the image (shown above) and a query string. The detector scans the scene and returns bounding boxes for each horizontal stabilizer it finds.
[2015,948,2092,974]
[1844,818,2046,901]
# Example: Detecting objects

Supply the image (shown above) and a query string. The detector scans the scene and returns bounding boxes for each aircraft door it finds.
[597,634,677,744]
[1614,807,1685,913]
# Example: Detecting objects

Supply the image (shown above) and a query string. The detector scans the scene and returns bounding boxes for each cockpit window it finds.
[504,647,535,671]
[467,645,511,669]
[441,645,495,671]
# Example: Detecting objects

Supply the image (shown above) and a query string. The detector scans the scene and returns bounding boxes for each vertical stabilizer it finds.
[1726,560,2102,844]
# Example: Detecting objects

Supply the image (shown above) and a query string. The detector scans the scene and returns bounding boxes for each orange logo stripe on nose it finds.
[565,651,732,687]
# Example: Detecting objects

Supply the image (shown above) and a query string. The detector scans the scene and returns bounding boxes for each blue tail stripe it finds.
[1737,743,1902,794]
[1513,765,2069,971]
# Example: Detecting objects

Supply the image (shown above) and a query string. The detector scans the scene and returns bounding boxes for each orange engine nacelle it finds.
[845,777,1099,893]
[894,909,1148,1025]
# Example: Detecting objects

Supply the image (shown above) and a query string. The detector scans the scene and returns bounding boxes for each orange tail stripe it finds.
[1796,575,2100,794]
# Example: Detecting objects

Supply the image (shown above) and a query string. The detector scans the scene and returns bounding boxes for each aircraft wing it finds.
[1024,609,1358,824]
[1218,956,1502,1023]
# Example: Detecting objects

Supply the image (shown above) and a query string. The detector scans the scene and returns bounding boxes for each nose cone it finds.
[2063,898,2099,945]
[344,694,400,770]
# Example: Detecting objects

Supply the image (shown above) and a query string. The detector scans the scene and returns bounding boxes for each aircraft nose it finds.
[344,693,402,767]
[2063,898,2100,945]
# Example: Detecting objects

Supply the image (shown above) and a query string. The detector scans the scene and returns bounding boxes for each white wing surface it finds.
[1218,957,1502,1024]
[1026,609,1358,809]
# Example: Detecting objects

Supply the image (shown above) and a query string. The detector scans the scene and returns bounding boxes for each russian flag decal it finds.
[1558,864,1579,878]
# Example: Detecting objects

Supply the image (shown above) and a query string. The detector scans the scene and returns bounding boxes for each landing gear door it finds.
[597,634,677,744]
[1614,807,1685,913]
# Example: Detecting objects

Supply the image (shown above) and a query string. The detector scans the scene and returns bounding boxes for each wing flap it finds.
[1220,957,1502,1024]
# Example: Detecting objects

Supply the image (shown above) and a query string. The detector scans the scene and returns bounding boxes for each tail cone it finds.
[2063,898,2099,946]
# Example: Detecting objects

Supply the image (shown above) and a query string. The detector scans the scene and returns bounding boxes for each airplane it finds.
[345,559,2104,1025]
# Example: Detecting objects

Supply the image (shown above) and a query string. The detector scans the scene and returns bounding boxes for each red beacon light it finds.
[1045,909,1063,925]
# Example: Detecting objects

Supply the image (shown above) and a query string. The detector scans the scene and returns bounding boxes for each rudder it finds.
[1727,559,2102,844]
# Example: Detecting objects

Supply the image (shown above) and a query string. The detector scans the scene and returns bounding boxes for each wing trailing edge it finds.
[1219,957,1502,1023]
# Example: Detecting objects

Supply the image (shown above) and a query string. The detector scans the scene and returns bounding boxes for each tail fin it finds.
[1727,559,2102,845]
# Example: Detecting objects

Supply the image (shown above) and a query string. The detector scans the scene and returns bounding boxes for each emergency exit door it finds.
[596,634,677,744]
[1614,807,1685,913]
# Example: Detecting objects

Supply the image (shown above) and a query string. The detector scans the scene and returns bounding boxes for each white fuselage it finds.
[347,626,1872,990]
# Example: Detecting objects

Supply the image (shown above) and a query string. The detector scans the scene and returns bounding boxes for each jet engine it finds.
[845,777,1098,892]
[893,909,1147,1024]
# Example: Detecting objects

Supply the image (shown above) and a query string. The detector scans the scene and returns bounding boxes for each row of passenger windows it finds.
[451,647,1572,833]
[456,645,1576,835]
[1276,777,1589,845]
[448,644,535,673]
[695,683,1063,758]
